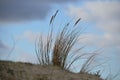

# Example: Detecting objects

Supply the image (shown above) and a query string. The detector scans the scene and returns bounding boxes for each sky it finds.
[0,0,120,79]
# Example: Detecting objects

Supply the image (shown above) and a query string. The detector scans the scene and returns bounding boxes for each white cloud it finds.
[15,30,41,44]
[67,5,90,21]
[79,33,120,48]
[67,1,120,48]
[85,2,120,21]
[67,2,120,21]
[22,31,40,43]
[18,30,52,46]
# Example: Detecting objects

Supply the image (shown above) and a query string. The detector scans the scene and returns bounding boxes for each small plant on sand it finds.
[35,10,82,68]
[35,10,103,73]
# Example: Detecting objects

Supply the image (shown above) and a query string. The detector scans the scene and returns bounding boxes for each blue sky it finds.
[0,0,120,79]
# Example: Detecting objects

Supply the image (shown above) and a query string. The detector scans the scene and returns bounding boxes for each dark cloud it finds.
[0,0,77,22]
[44,0,77,3]
[0,0,50,22]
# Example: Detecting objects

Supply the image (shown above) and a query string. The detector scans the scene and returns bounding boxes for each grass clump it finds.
[35,10,82,68]
[35,10,103,73]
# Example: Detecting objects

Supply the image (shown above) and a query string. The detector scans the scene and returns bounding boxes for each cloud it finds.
[0,40,9,59]
[0,40,8,49]
[0,0,77,22]
[67,5,90,21]
[16,30,49,44]
[14,30,40,44]
[67,2,120,49]
[22,31,40,43]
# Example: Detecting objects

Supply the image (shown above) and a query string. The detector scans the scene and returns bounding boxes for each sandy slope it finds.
[0,60,103,80]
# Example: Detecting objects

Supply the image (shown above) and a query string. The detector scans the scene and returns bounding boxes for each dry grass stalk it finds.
[50,9,59,25]
[36,9,83,69]
[74,18,81,27]
[35,10,104,74]
[80,53,98,73]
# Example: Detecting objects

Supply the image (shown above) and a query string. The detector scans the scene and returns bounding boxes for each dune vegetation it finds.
[0,10,119,80]
[34,10,103,79]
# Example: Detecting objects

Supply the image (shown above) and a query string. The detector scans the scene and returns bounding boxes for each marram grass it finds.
[35,10,109,78]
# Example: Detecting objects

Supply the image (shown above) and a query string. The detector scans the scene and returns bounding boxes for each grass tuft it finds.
[35,10,105,74]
